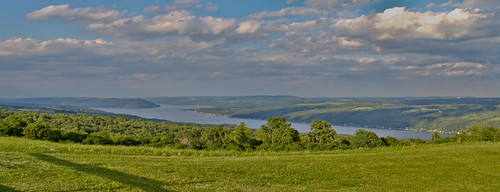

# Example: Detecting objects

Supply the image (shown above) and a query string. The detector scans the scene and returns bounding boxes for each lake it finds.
[97,105,453,140]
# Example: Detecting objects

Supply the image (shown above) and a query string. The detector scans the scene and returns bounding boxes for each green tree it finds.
[479,125,496,141]
[231,122,253,150]
[201,125,231,150]
[381,136,399,146]
[256,117,299,150]
[307,119,337,144]
[467,123,481,141]
[431,131,442,143]
[351,129,383,148]
[22,123,62,141]
[269,117,299,149]
[82,132,114,145]
[0,121,9,136]
[5,116,26,136]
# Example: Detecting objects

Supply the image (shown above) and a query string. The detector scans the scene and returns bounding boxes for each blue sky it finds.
[0,0,499,98]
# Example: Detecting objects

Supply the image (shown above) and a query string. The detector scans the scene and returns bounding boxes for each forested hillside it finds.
[0,97,159,108]
[149,96,500,132]
[2,109,498,151]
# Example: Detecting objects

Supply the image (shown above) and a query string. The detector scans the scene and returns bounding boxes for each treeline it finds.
[1,110,499,151]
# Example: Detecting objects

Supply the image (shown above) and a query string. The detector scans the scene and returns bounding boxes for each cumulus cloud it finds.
[333,7,486,40]
[247,7,324,19]
[304,0,380,11]
[164,0,201,11]
[0,37,110,56]
[391,62,488,76]
[9,2,500,97]
[144,6,161,13]
[144,0,217,12]
[247,0,378,19]
[457,0,500,8]
[26,4,124,22]
[86,10,237,41]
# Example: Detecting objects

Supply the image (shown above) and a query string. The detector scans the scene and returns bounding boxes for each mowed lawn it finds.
[0,137,499,191]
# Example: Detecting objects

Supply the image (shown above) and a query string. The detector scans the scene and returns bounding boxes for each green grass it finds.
[1,137,499,191]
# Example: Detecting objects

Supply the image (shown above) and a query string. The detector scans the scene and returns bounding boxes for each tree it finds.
[431,131,442,143]
[307,119,337,144]
[256,117,299,150]
[351,129,383,148]
[479,125,496,141]
[268,117,299,149]
[82,132,114,145]
[381,136,399,146]
[22,123,62,142]
[201,125,231,150]
[0,121,9,136]
[5,116,26,136]
[467,123,481,141]
[231,122,253,150]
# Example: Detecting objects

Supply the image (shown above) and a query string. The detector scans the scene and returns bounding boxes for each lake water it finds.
[97,105,453,140]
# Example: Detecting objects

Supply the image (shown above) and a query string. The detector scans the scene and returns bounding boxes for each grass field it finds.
[1,137,499,191]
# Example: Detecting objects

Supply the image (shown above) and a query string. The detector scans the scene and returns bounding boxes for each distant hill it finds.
[0,97,159,108]
[146,96,500,132]
[146,95,309,108]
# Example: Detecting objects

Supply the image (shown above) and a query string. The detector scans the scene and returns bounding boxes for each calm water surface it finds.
[97,105,453,140]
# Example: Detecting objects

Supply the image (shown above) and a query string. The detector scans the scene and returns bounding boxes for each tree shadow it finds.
[0,184,21,192]
[29,153,171,192]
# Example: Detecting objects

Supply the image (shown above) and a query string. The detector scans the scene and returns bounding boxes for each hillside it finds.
[0,137,498,191]
[0,97,159,108]
[148,96,500,132]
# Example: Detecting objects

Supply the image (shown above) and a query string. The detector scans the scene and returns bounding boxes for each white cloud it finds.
[334,7,486,40]
[86,10,237,41]
[144,6,161,13]
[26,4,124,22]
[236,20,261,34]
[457,0,500,8]
[304,0,380,11]
[247,0,378,19]
[391,62,488,76]
[12,3,500,97]
[0,37,110,56]
[164,0,201,11]
[426,3,436,8]
[247,7,324,19]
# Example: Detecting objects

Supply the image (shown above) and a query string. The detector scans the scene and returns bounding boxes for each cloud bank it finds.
[0,0,499,97]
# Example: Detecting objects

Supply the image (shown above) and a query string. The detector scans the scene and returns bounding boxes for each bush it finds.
[351,129,384,148]
[82,132,114,145]
[63,131,88,143]
[22,123,62,141]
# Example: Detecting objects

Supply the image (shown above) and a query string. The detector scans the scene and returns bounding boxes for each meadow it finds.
[1,137,499,191]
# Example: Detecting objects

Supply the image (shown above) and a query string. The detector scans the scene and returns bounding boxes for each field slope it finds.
[1,137,499,191]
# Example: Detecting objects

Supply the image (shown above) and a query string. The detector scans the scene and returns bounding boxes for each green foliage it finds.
[2,116,26,136]
[431,131,442,143]
[185,97,500,132]
[200,125,231,150]
[307,119,336,144]
[62,131,87,143]
[231,122,255,151]
[351,129,384,148]
[1,109,499,153]
[82,132,114,145]
[381,136,399,146]
[264,116,300,150]
[22,123,62,142]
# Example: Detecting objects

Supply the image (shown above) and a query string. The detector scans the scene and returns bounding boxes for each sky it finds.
[0,0,499,98]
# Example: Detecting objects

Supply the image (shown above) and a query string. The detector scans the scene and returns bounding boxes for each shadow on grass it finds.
[0,184,21,192]
[29,153,171,192]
